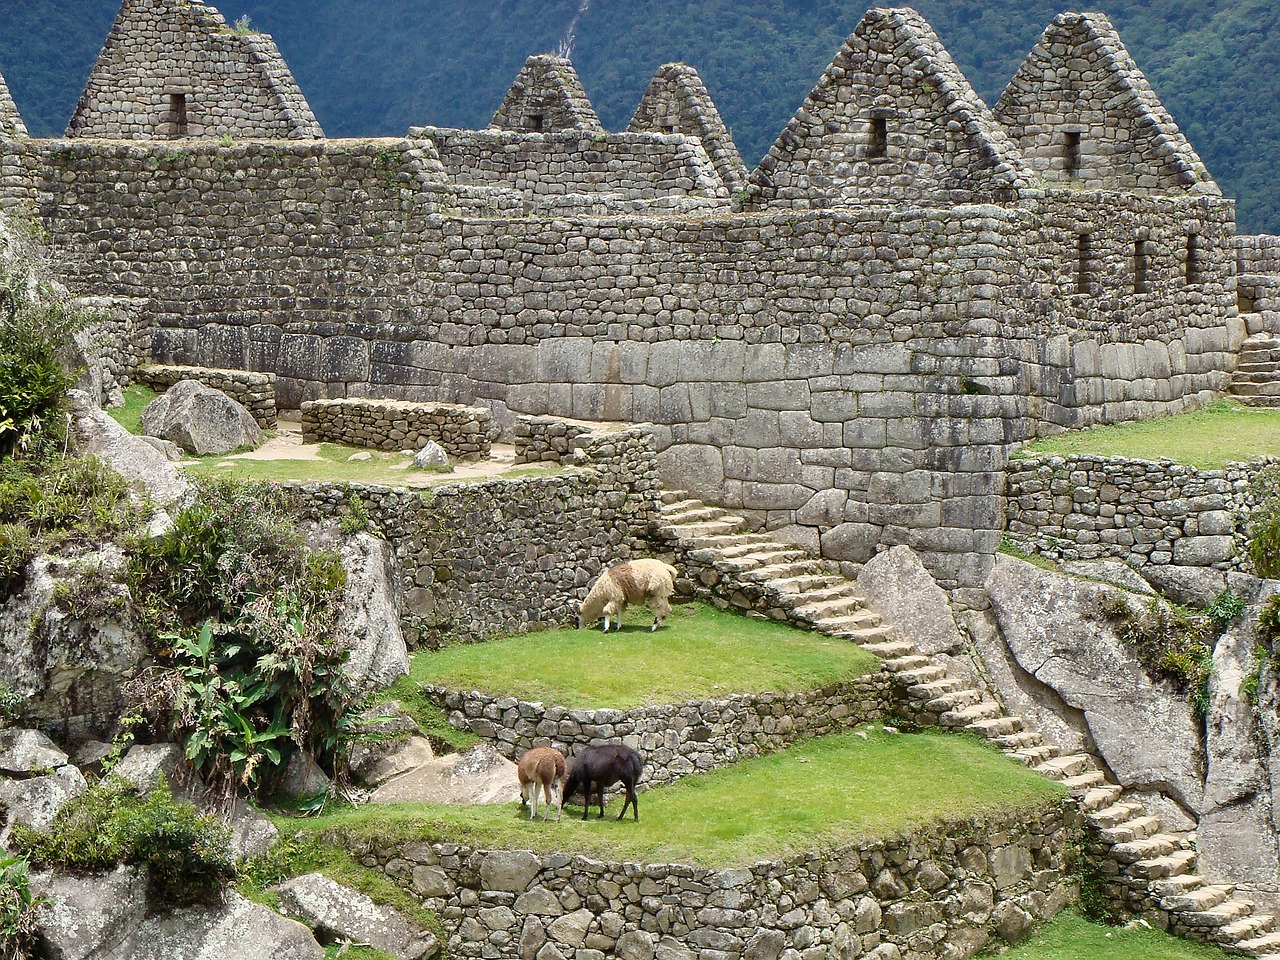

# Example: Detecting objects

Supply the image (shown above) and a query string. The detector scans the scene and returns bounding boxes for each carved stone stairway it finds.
[654,491,1280,958]
[1229,334,1280,409]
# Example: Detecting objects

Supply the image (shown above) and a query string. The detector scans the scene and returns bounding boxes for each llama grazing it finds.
[517,746,567,821]
[578,559,678,632]
[564,743,644,821]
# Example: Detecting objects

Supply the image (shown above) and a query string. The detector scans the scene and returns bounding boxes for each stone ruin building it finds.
[0,1,1266,608]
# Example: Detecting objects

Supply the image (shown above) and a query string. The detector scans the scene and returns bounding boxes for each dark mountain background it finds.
[1,1,1276,232]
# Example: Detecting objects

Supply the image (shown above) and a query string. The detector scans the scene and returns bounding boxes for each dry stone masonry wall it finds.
[284,428,660,646]
[1004,453,1279,571]
[489,56,603,134]
[513,416,597,465]
[300,398,492,460]
[67,0,322,140]
[0,70,26,140]
[424,677,893,787]
[1239,235,1280,276]
[137,363,276,427]
[348,801,1081,960]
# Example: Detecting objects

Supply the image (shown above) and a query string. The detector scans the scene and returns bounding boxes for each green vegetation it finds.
[12,779,235,907]
[374,682,479,753]
[1248,464,1280,578]
[106,384,159,435]
[1017,401,1280,470]
[409,602,879,708]
[282,731,1065,868]
[996,911,1232,960]
[1101,595,1217,719]
[998,535,1062,572]
[3,1,1278,231]
[0,855,46,960]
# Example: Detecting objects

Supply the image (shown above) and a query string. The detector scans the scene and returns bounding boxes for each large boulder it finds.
[33,866,149,960]
[856,545,965,656]
[140,380,262,456]
[68,390,190,507]
[335,533,409,691]
[276,873,440,960]
[985,555,1204,816]
[0,549,147,741]
[102,893,323,960]
[0,763,87,839]
[371,744,518,806]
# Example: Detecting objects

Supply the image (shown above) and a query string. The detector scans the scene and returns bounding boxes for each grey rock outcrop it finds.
[371,743,518,806]
[0,729,71,776]
[335,533,409,691]
[0,763,87,838]
[276,873,440,960]
[348,703,429,786]
[68,390,190,506]
[985,555,1204,816]
[33,866,150,960]
[0,549,147,740]
[100,893,323,960]
[140,380,263,456]
[857,545,965,656]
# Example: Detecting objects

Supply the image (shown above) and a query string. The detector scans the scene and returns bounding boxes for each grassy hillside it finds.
[1,0,1277,231]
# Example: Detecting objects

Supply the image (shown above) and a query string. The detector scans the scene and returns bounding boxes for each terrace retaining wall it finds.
[300,397,493,460]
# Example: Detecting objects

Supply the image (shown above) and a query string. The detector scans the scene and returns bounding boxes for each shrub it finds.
[1206,589,1246,629]
[1103,596,1216,719]
[12,779,235,907]
[0,855,46,960]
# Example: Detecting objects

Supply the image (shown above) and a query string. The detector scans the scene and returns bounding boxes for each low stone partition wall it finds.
[424,675,893,787]
[1004,453,1279,571]
[1238,235,1280,276]
[346,800,1080,960]
[285,427,660,646]
[137,363,276,427]
[300,398,492,460]
[513,416,598,465]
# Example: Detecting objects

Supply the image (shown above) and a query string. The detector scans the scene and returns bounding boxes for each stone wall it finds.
[489,56,603,134]
[137,363,276,427]
[348,800,1080,960]
[300,398,492,460]
[513,416,597,465]
[1237,235,1280,276]
[1004,453,1279,571]
[67,0,322,140]
[424,677,893,787]
[0,69,26,140]
[70,296,153,407]
[413,128,729,204]
[284,428,660,646]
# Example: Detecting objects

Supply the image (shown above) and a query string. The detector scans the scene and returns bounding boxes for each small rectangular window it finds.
[1134,239,1150,294]
[1064,131,1081,178]
[1076,233,1092,295]
[526,114,544,132]
[169,93,188,137]
[1186,233,1202,285]
[661,124,676,134]
[868,117,888,159]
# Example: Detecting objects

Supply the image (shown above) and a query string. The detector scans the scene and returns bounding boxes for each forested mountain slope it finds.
[1,0,1276,231]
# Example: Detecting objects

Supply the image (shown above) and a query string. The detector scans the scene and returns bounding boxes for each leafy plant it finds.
[1206,589,1246,629]
[0,855,46,960]
[12,779,235,907]
[1102,596,1217,719]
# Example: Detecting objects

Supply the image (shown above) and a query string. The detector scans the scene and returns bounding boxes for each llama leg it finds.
[552,778,563,822]
[617,781,638,821]
[529,784,539,821]
[649,594,671,632]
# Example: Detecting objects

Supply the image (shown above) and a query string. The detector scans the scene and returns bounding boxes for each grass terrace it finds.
[998,912,1232,960]
[1016,399,1280,469]
[403,602,881,708]
[281,731,1066,869]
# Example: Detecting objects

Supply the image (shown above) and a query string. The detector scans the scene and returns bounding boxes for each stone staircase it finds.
[1229,334,1280,408]
[654,491,1280,959]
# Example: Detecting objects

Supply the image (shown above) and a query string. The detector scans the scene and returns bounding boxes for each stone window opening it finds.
[1134,238,1150,294]
[867,117,888,160]
[1185,233,1202,285]
[1064,131,1082,178]
[661,125,676,134]
[168,93,189,137]
[526,113,545,132]
[1076,233,1092,295]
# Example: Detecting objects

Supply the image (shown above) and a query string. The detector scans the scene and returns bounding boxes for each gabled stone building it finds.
[0,70,26,140]
[489,55,603,133]
[66,0,322,139]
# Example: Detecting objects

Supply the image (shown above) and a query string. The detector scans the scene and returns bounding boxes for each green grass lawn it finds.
[108,384,160,434]
[406,602,880,708]
[1017,399,1280,469]
[285,731,1065,868]
[185,442,423,486]
[998,912,1231,960]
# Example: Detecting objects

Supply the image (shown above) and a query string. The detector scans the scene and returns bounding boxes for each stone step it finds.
[1112,834,1182,866]
[707,541,801,561]
[926,689,985,714]
[1100,815,1163,845]
[1237,395,1280,409]
[1126,849,1198,880]
[1034,754,1095,781]
[792,595,872,622]
[1235,361,1280,374]
[1080,784,1124,812]
[880,655,930,674]
[906,678,968,701]
[675,533,777,551]
[1060,769,1107,793]
[766,576,849,598]
[659,518,748,538]
[1013,745,1059,766]
[712,551,805,574]
[1089,801,1148,830]
[895,665,947,685]
[742,560,833,583]
[1231,931,1280,957]
[832,624,894,645]
[1179,899,1253,929]
[1228,381,1280,397]
[1217,914,1277,945]
[660,489,691,505]
[940,700,1003,728]
[990,731,1045,751]
[661,504,727,524]
[859,640,916,659]
[1161,884,1234,914]
[1150,873,1207,898]
[967,716,1024,738]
